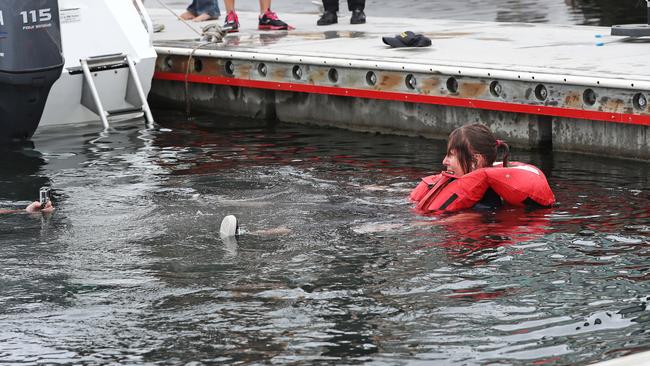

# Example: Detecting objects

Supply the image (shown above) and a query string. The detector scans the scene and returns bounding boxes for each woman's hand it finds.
[25,201,55,213]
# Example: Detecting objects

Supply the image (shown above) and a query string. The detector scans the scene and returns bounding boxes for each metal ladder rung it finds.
[107,107,145,116]
[80,54,154,130]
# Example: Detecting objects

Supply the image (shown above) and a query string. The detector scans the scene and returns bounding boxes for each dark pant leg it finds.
[189,0,220,16]
[323,0,340,12]
[187,0,198,14]
[347,0,365,11]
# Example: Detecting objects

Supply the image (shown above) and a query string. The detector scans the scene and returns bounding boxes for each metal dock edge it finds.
[148,10,650,160]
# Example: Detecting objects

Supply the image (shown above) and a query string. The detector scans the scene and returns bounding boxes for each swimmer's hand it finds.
[26,201,55,214]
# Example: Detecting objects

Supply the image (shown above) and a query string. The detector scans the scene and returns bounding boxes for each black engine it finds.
[0,0,64,142]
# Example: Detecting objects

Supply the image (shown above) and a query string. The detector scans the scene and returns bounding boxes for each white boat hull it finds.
[39,0,157,128]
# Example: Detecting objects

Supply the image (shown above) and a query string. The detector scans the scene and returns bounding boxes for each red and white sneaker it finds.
[258,9,294,30]
[224,10,239,33]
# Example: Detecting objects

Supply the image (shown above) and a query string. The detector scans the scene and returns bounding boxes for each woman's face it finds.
[442,149,466,177]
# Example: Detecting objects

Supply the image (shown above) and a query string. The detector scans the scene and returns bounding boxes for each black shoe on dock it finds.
[317,11,337,26]
[350,9,366,24]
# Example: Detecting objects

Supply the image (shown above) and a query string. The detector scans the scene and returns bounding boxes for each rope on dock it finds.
[150,0,202,36]
[151,0,232,116]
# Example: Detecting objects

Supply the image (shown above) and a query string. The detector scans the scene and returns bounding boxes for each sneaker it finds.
[317,11,337,26]
[258,9,293,30]
[153,22,165,33]
[220,215,240,238]
[224,11,239,33]
[350,9,366,24]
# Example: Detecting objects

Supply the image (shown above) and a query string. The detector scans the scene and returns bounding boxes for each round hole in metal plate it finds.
[633,93,647,110]
[224,60,235,75]
[257,63,267,77]
[490,81,502,97]
[405,74,417,90]
[292,65,303,80]
[328,68,338,83]
[446,77,459,94]
[534,84,548,101]
[193,58,203,73]
[366,71,377,86]
[583,88,597,106]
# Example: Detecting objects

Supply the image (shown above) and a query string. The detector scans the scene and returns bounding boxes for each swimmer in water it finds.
[0,201,55,214]
[411,123,554,213]
[440,123,509,209]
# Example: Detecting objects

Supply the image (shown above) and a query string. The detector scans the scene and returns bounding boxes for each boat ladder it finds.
[80,53,154,129]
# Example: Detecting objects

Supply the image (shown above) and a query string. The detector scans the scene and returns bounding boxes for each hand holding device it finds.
[39,187,51,209]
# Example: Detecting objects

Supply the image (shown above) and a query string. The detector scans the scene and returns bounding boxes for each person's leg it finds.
[258,0,293,30]
[223,0,239,32]
[323,0,339,12]
[317,0,338,25]
[349,0,365,24]
[347,0,364,11]
[259,0,271,14]
[224,0,235,13]
[192,0,220,21]
[180,0,198,20]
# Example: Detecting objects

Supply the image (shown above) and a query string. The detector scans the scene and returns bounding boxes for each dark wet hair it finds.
[446,123,510,174]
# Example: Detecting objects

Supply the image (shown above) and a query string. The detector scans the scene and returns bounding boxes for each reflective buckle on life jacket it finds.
[416,174,455,211]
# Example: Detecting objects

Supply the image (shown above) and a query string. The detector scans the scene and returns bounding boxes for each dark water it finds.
[162,0,650,26]
[1,113,648,364]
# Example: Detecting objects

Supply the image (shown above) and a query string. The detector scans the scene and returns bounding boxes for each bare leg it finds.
[225,0,235,12]
[193,13,218,21]
[180,11,195,20]
[259,0,271,14]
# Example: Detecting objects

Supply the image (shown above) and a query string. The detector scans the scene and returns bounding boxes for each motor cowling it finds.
[0,0,63,141]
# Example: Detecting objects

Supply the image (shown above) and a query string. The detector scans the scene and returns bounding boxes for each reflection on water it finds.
[161,0,649,26]
[1,113,648,364]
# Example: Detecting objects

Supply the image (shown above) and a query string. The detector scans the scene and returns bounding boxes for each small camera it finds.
[39,187,51,209]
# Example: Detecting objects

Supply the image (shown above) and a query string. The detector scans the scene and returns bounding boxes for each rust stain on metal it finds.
[564,92,582,109]
[460,82,487,98]
[420,78,440,95]
[309,68,328,83]
[600,97,627,113]
[378,73,402,90]
[238,63,252,79]
[272,68,288,80]
[201,59,223,76]
[175,59,190,74]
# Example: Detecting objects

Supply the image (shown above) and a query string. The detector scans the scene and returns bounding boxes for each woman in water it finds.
[411,123,554,212]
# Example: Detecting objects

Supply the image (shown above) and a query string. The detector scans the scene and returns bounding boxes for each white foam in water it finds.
[606,235,643,244]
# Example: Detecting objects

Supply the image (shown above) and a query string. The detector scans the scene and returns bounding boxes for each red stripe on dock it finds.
[154,72,650,127]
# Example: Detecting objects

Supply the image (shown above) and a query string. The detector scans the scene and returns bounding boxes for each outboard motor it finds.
[0,0,63,142]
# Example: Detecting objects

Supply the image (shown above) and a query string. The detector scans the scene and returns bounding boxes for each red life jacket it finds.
[410,162,555,213]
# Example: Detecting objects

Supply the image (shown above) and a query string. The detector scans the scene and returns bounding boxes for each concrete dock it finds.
[148,8,650,160]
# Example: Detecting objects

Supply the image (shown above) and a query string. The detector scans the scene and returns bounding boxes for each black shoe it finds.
[350,9,366,24]
[317,11,337,26]
[258,9,293,30]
